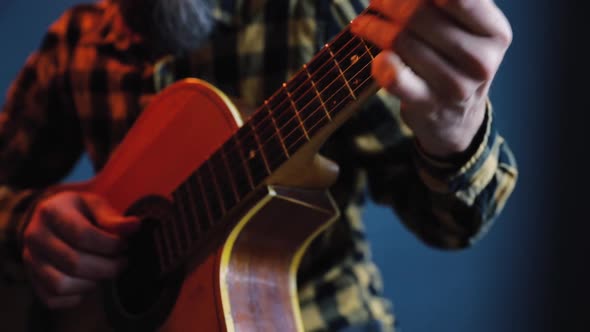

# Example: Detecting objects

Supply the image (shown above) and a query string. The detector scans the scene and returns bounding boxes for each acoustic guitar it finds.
[51,2,421,331]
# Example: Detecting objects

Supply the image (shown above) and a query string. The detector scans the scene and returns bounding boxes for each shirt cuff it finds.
[413,99,497,194]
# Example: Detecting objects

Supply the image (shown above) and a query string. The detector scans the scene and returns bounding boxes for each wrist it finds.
[416,98,487,158]
[414,98,491,172]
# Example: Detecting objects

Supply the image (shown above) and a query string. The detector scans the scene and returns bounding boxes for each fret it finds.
[174,182,201,240]
[331,34,374,95]
[198,164,224,222]
[187,172,213,234]
[307,49,356,118]
[209,152,238,211]
[286,70,330,137]
[251,108,288,171]
[283,83,310,140]
[231,136,255,189]
[303,64,332,121]
[249,122,271,173]
[153,228,168,272]
[164,205,183,256]
[169,213,186,255]
[158,222,177,269]
[223,138,254,199]
[171,188,194,250]
[359,37,378,60]
[168,189,186,256]
[326,43,357,101]
[206,159,227,214]
[262,102,289,158]
[191,171,215,228]
[266,87,308,156]
[220,149,241,202]
[235,124,270,185]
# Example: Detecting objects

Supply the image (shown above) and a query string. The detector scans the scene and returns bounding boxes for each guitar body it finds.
[51,79,339,332]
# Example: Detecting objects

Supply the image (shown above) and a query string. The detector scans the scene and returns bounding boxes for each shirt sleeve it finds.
[0,10,83,281]
[326,0,518,249]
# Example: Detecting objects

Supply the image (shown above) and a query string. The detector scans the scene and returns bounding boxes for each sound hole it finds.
[115,217,164,314]
[105,195,183,331]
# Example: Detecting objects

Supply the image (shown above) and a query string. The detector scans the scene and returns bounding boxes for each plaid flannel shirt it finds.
[0,0,517,331]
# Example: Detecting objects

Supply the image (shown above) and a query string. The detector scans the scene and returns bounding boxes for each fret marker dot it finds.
[249,150,256,159]
[351,54,359,65]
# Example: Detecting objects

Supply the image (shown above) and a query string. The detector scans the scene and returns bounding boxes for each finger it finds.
[26,225,125,279]
[79,193,141,236]
[393,31,479,103]
[31,279,82,310]
[406,4,495,80]
[39,200,126,256]
[433,0,512,40]
[372,50,432,104]
[350,14,403,51]
[24,248,96,297]
[370,0,425,23]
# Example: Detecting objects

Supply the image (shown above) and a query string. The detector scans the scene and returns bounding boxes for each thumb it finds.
[99,215,141,236]
[79,192,141,236]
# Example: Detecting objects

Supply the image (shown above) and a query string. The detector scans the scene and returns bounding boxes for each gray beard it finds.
[120,0,215,56]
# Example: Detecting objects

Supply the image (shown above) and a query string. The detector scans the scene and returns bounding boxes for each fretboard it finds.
[156,27,381,272]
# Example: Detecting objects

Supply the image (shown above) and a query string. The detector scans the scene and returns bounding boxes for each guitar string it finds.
[163,36,379,255]
[156,66,377,273]
[195,41,377,210]
[155,4,425,269]
[153,52,380,272]
[158,17,388,268]
[161,8,424,270]
[168,30,377,206]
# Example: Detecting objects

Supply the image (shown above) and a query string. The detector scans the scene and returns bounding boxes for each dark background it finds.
[0,0,587,331]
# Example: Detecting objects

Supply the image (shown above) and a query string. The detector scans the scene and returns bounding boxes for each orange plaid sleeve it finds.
[0,9,84,280]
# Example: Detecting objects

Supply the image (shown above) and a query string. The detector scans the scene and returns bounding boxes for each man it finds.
[0,0,517,331]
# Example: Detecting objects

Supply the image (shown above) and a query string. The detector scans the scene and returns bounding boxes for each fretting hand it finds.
[351,0,512,157]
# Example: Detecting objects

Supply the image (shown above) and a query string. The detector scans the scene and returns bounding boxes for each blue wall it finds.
[0,1,567,331]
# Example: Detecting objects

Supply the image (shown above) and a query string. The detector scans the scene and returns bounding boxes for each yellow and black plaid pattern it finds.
[0,1,517,331]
